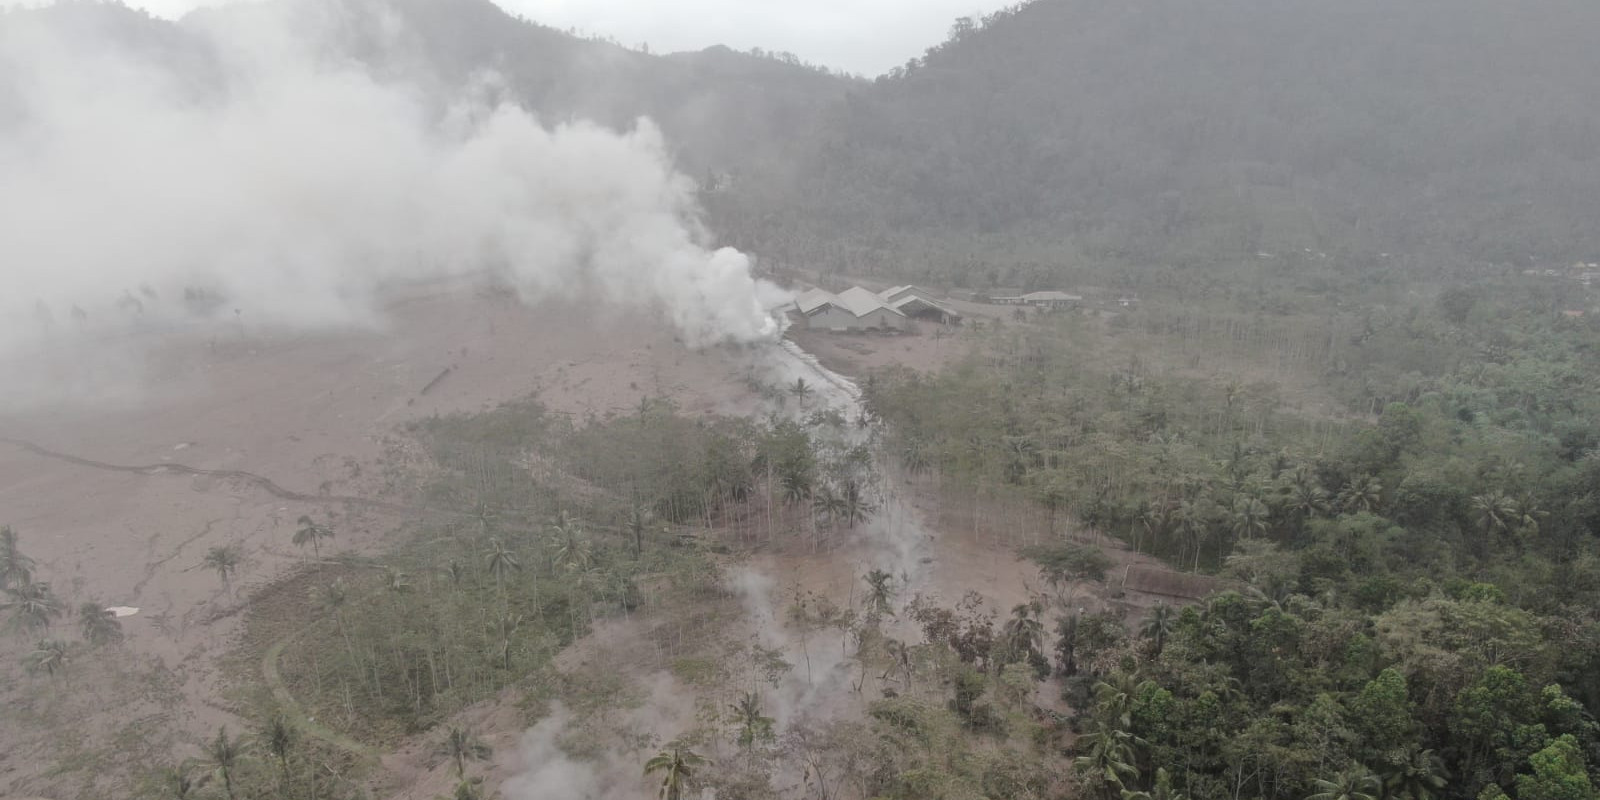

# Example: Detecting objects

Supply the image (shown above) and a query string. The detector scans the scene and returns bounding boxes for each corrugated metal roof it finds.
[1023,291,1083,302]
[795,288,838,314]
[838,286,904,317]
[889,294,961,318]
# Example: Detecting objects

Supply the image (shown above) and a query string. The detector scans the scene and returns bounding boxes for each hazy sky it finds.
[0,0,1012,75]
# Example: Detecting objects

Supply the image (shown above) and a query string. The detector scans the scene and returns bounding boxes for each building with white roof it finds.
[793,286,908,332]
[878,285,962,324]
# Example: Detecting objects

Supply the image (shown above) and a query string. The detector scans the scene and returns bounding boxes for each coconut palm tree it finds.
[4,580,63,634]
[643,744,708,800]
[437,727,492,780]
[790,377,812,406]
[195,726,249,800]
[1122,767,1188,800]
[1471,492,1513,537]
[1282,476,1331,540]
[628,505,654,558]
[255,714,297,795]
[202,545,242,594]
[1337,475,1382,514]
[492,612,522,670]
[780,472,813,506]
[1074,719,1142,800]
[23,639,71,678]
[1506,495,1547,539]
[863,569,896,618]
[1000,600,1046,674]
[1092,672,1151,727]
[1229,496,1270,541]
[485,539,521,597]
[0,525,36,589]
[1175,498,1211,571]
[839,479,876,529]
[442,559,466,589]
[811,484,845,531]
[78,600,124,646]
[1139,603,1175,657]
[730,692,775,752]
[292,515,335,562]
[1382,748,1449,800]
[1306,770,1380,800]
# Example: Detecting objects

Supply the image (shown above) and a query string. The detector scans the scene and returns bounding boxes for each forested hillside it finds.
[717,0,1600,283]
[0,0,854,179]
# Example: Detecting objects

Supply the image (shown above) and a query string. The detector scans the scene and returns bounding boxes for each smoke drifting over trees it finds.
[0,1,778,355]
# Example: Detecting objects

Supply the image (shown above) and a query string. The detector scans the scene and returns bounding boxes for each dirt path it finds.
[0,437,434,516]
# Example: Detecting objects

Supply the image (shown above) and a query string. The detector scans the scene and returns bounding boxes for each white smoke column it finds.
[0,3,778,358]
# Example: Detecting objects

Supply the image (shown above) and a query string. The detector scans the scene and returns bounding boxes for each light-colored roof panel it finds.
[890,295,961,318]
[795,288,839,314]
[1022,290,1083,302]
[838,286,904,317]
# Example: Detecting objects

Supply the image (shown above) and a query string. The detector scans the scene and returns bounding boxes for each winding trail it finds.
[0,437,434,516]
[262,624,382,763]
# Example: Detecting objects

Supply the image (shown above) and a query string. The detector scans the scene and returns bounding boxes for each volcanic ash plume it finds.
[0,3,779,355]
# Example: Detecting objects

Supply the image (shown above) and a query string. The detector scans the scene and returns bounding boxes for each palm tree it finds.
[1092,672,1152,729]
[628,505,654,558]
[492,612,523,670]
[1139,603,1175,657]
[1122,767,1188,800]
[901,437,931,475]
[810,483,844,530]
[4,580,63,634]
[442,559,466,589]
[1382,748,1449,800]
[78,600,124,646]
[1283,474,1331,539]
[790,377,812,405]
[1507,495,1547,539]
[1229,496,1270,541]
[1074,719,1142,800]
[256,715,297,794]
[485,539,521,597]
[0,525,36,589]
[780,472,812,506]
[863,569,896,618]
[550,520,592,573]
[643,744,708,800]
[839,479,876,528]
[313,579,355,658]
[195,726,249,800]
[437,727,492,780]
[1175,498,1211,571]
[1000,600,1046,673]
[1306,770,1380,800]
[730,692,775,751]
[202,545,242,594]
[23,639,71,678]
[292,516,334,561]
[1337,475,1382,514]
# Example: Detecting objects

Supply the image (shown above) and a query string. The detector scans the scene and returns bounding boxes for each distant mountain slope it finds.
[727,0,1600,278]
[2,0,855,179]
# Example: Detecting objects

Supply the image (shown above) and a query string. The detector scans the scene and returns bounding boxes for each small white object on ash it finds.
[106,606,140,618]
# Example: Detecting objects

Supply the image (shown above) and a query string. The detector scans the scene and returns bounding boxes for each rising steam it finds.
[0,2,779,358]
